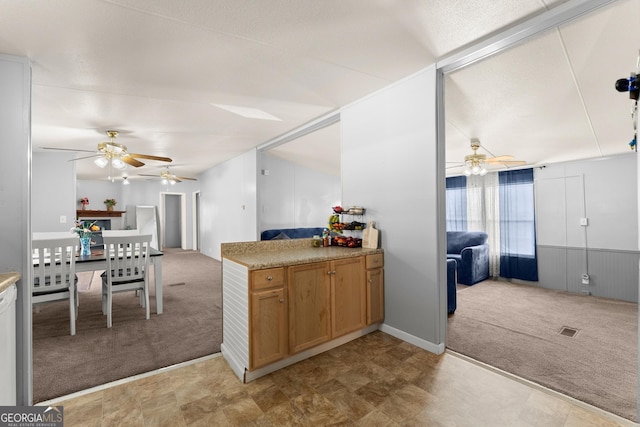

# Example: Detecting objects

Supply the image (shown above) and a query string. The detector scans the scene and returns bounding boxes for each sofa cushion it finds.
[447,259,457,314]
[261,227,325,240]
[446,231,488,254]
[271,232,291,240]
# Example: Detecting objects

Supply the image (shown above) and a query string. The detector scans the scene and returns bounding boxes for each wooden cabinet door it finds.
[331,257,366,338]
[251,288,287,369]
[367,268,384,324]
[288,262,331,354]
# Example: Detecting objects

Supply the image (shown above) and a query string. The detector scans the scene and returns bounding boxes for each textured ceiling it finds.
[445,0,639,175]
[0,0,636,180]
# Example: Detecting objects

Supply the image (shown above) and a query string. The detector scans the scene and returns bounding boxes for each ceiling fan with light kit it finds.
[43,130,173,170]
[448,138,526,176]
[138,166,197,185]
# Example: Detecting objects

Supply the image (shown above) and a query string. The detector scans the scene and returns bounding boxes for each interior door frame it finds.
[435,0,618,348]
[192,190,201,251]
[159,192,187,250]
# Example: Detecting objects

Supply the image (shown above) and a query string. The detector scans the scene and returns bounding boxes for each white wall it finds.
[77,178,198,249]
[199,149,258,260]
[76,180,124,213]
[342,66,443,351]
[258,152,340,233]
[0,54,31,405]
[32,152,76,232]
[536,154,638,301]
[536,154,637,250]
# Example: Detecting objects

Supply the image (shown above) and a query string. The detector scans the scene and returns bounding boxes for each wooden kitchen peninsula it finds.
[221,239,384,383]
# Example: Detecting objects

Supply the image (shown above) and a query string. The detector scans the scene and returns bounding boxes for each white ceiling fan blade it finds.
[69,153,101,161]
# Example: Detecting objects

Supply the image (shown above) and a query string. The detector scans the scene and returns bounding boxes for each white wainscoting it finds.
[536,245,639,303]
[221,259,249,377]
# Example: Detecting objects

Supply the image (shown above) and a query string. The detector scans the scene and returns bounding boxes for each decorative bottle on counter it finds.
[322,229,330,247]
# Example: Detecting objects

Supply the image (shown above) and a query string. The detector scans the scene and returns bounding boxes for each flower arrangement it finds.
[104,198,117,208]
[71,219,100,239]
[79,197,89,209]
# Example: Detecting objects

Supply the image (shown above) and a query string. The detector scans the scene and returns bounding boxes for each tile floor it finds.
[49,331,633,426]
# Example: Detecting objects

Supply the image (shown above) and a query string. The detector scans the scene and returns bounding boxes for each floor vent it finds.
[168,282,186,287]
[559,327,578,337]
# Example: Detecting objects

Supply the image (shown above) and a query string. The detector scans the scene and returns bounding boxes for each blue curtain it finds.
[446,176,467,231]
[498,169,538,281]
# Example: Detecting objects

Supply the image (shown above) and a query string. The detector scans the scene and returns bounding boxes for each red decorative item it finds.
[79,197,89,210]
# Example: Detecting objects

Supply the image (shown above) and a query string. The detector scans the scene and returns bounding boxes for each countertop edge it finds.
[0,272,21,293]
[223,247,383,270]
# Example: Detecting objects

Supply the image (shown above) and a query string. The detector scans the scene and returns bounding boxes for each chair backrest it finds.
[33,231,76,240]
[101,229,140,237]
[32,236,78,294]
[103,234,152,284]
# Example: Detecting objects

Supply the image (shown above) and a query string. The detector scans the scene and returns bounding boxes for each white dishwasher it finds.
[0,283,17,405]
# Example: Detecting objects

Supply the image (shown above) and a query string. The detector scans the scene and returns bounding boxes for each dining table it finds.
[32,232,165,315]
[75,247,165,314]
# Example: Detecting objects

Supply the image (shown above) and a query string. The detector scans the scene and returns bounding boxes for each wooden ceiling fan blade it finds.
[175,176,197,181]
[128,153,173,163]
[486,155,514,163]
[496,160,527,166]
[122,156,145,167]
[137,173,160,177]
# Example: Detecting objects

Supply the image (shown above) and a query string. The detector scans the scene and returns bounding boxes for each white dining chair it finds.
[32,236,79,336]
[101,229,140,237]
[101,234,152,328]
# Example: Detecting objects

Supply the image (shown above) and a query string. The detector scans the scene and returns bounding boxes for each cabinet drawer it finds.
[366,253,384,269]
[251,267,285,290]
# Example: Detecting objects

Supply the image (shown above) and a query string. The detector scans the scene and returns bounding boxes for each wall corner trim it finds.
[379,324,445,355]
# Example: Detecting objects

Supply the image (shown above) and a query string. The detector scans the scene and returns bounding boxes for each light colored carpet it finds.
[32,249,221,403]
[447,279,638,421]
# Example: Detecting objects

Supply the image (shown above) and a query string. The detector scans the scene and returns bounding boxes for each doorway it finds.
[159,192,187,250]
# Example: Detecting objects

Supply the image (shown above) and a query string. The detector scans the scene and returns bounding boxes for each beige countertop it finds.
[222,239,383,270]
[0,272,21,293]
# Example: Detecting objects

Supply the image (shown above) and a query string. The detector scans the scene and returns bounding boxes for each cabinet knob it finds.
[267,276,273,281]
[279,299,284,303]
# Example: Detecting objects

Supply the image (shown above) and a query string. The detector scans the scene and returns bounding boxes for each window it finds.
[446,176,467,231]
[499,169,538,281]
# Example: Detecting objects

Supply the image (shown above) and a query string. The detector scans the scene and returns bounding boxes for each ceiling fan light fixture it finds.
[111,157,126,169]
[94,157,108,168]
[122,176,130,185]
[161,178,169,185]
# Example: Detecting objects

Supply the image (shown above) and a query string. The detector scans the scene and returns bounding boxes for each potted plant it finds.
[104,198,117,211]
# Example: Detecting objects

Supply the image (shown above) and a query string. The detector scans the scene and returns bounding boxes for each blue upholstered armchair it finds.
[446,231,489,286]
